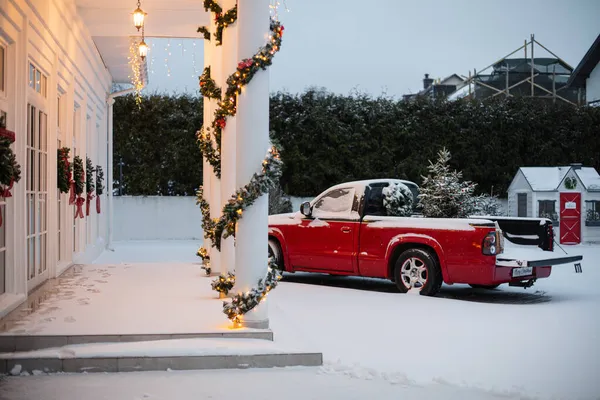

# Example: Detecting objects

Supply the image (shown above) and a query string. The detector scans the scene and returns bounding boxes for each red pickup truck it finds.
[267,179,583,296]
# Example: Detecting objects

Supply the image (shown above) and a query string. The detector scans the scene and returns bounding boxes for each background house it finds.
[507,164,600,244]
[402,73,465,101]
[567,34,600,107]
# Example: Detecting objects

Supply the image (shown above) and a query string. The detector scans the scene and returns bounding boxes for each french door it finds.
[26,104,48,290]
[0,109,6,295]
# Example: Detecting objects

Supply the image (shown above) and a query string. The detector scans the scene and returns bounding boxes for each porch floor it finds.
[0,242,255,337]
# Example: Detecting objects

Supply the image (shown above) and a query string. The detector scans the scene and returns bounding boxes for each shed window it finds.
[586,201,600,222]
[538,200,557,221]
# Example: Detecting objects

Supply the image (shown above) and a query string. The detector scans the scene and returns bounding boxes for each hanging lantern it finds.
[138,39,148,60]
[132,0,146,31]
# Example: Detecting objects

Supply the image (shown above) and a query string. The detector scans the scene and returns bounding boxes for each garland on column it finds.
[195,17,285,326]
[73,156,85,219]
[211,271,235,294]
[223,260,282,326]
[95,165,104,214]
[199,1,238,46]
[197,246,211,275]
[85,157,95,217]
[199,67,222,100]
[197,26,211,41]
[57,148,72,194]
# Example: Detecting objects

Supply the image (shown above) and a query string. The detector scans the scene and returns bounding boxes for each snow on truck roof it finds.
[519,166,600,191]
[328,179,418,190]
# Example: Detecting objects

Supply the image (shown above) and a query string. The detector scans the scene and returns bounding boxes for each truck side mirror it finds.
[300,201,312,217]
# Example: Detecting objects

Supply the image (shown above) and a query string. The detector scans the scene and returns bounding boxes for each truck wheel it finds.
[268,238,284,271]
[469,284,500,290]
[394,248,442,296]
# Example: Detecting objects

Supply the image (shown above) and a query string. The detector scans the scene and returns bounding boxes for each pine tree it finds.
[418,148,477,218]
[382,182,413,216]
[470,194,503,216]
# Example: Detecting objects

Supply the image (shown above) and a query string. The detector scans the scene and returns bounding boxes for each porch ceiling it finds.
[75,0,210,84]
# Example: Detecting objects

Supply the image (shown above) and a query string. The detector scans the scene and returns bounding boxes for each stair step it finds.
[0,337,322,374]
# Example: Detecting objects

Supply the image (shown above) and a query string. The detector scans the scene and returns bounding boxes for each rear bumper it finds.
[492,266,552,284]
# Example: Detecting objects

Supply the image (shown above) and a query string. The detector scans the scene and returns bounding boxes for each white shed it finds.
[507,164,600,244]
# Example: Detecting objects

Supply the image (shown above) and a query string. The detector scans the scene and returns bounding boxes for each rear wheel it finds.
[469,284,500,290]
[268,238,284,271]
[394,248,442,296]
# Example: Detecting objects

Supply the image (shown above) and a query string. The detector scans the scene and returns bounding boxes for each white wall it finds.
[113,197,203,241]
[0,0,112,316]
[587,62,600,105]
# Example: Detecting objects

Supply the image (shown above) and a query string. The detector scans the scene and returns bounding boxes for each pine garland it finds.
[199,67,222,100]
[197,26,211,41]
[196,147,283,251]
[197,19,284,179]
[211,271,235,295]
[196,17,285,326]
[214,5,237,46]
[95,166,105,195]
[223,261,282,326]
[57,148,72,193]
[72,156,85,196]
[197,246,211,275]
[202,0,222,14]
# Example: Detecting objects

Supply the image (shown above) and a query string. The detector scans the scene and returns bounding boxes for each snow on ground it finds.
[0,242,599,400]
[94,240,200,264]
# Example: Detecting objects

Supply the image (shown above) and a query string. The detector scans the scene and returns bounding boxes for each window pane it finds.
[313,188,355,215]
[35,70,41,93]
[29,64,34,88]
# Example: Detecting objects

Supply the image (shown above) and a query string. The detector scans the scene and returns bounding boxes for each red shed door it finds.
[559,192,581,244]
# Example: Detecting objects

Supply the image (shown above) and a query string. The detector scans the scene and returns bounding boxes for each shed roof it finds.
[519,166,600,191]
[567,34,600,88]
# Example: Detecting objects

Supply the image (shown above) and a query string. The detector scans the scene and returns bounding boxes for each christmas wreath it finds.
[57,147,72,194]
[382,182,413,217]
[211,271,235,295]
[72,156,85,218]
[85,157,95,216]
[95,165,104,214]
[0,116,21,200]
[564,176,577,190]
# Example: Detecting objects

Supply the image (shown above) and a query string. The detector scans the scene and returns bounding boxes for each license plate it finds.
[512,266,533,277]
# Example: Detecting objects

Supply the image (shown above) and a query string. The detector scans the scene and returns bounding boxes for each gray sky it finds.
[144,0,600,98]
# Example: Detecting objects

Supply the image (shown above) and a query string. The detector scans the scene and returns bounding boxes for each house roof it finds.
[518,166,600,191]
[567,34,600,88]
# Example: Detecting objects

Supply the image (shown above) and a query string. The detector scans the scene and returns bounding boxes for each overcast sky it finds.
[144,0,600,99]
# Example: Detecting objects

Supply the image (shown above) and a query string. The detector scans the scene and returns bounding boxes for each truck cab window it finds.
[313,187,355,218]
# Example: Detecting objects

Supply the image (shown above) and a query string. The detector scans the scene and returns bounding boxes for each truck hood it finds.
[269,212,303,226]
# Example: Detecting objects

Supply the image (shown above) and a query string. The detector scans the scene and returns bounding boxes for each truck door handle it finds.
[341,226,351,233]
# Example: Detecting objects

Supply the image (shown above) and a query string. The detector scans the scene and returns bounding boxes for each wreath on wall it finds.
[57,147,72,194]
[564,177,577,190]
[72,156,85,219]
[0,116,22,200]
[95,165,104,214]
[85,157,95,217]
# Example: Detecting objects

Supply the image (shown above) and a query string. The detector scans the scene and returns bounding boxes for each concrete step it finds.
[0,330,273,353]
[0,337,322,374]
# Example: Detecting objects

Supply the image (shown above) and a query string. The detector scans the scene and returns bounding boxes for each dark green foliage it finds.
[96,166,105,195]
[72,156,84,196]
[268,181,293,215]
[85,157,95,193]
[57,147,71,193]
[0,116,21,189]
[113,93,204,195]
[269,90,600,197]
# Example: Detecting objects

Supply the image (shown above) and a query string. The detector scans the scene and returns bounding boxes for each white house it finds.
[567,34,600,106]
[507,164,600,244]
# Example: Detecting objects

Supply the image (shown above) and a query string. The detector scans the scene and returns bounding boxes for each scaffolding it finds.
[455,35,584,105]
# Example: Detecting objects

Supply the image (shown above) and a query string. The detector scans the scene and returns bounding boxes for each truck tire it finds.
[394,248,442,296]
[469,284,500,290]
[268,238,284,271]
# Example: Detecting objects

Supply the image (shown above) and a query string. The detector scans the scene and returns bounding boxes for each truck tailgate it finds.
[496,242,583,268]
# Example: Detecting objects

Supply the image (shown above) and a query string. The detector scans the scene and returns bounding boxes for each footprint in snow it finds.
[77,298,90,305]
[41,317,56,323]
[64,316,76,323]
[86,288,101,293]
[94,280,108,284]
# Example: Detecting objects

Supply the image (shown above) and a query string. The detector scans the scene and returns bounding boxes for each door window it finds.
[312,187,356,219]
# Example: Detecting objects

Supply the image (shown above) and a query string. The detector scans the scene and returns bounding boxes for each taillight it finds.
[482,231,498,255]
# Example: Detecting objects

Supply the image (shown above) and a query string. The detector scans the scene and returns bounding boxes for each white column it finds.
[106,97,114,249]
[202,27,213,259]
[234,0,271,329]
[208,14,222,275]
[220,0,238,275]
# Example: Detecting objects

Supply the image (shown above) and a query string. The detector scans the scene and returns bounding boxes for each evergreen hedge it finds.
[113,90,600,197]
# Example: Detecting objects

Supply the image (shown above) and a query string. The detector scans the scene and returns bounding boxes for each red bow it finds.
[75,197,85,219]
[86,192,95,216]
[1,179,13,198]
[237,59,253,70]
[96,195,101,214]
